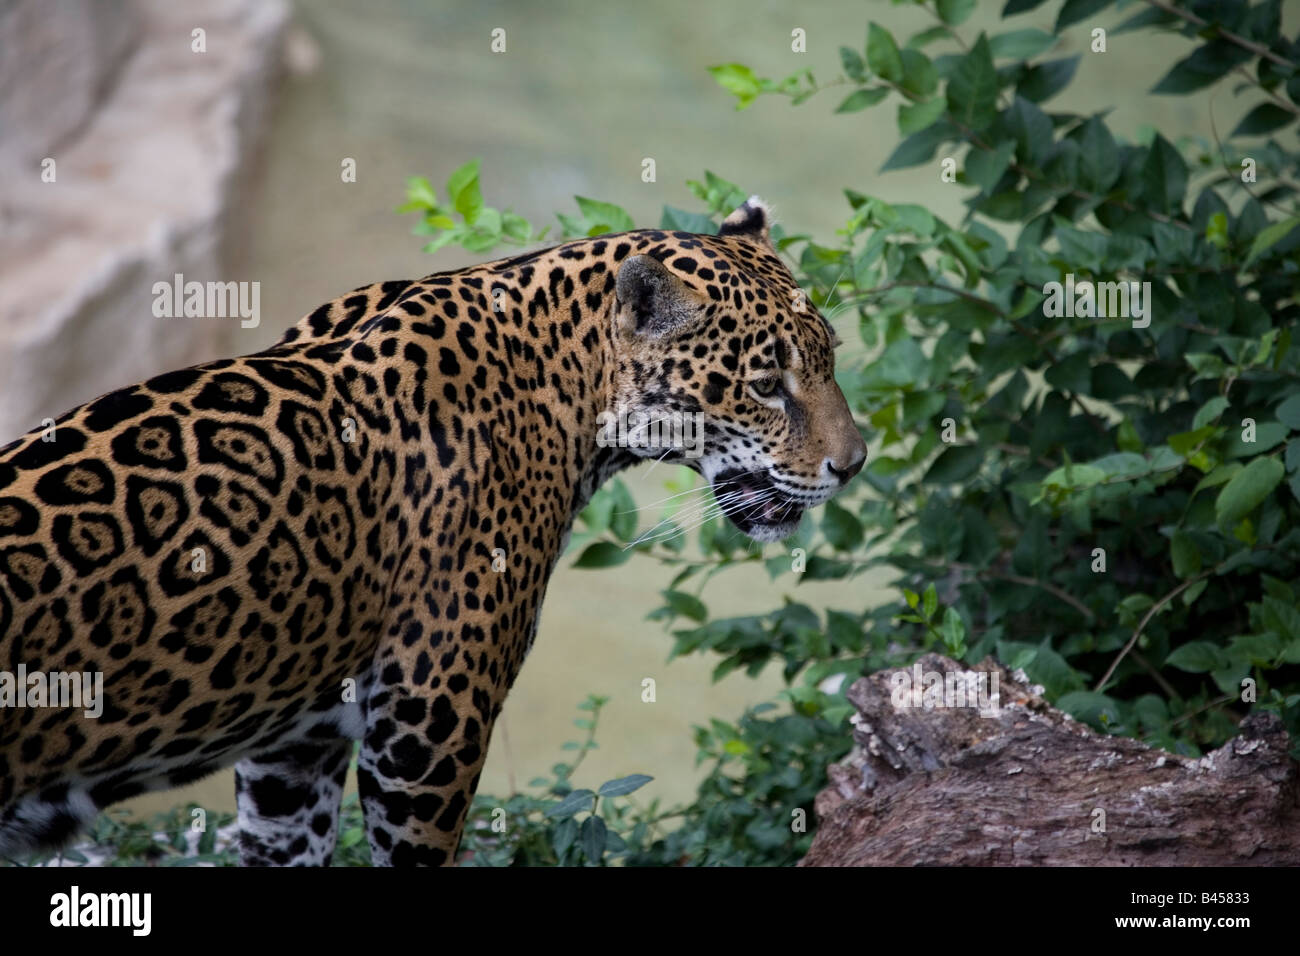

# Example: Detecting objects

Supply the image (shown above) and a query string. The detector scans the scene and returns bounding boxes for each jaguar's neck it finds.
[472,239,643,524]
[287,236,655,571]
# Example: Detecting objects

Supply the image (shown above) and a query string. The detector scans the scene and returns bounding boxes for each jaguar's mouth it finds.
[711,468,804,542]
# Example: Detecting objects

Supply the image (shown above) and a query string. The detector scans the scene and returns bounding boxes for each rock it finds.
[801,653,1300,866]
[0,0,290,444]
[0,0,138,171]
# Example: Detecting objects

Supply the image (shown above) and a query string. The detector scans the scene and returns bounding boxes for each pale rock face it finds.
[0,0,290,445]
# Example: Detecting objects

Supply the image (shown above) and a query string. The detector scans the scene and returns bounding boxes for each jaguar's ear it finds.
[718,195,774,248]
[615,255,704,338]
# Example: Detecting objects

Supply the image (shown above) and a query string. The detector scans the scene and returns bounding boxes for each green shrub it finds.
[685,0,1300,760]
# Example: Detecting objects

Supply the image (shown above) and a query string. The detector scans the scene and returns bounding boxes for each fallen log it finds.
[801,653,1300,866]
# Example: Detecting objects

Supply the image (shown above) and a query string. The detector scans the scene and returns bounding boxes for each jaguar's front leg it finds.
[357,629,501,867]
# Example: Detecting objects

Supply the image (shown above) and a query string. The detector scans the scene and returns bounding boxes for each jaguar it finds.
[0,197,866,865]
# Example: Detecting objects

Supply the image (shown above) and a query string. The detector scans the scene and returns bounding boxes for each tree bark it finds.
[801,654,1300,866]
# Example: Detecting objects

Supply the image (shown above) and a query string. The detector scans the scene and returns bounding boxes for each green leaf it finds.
[1166,642,1224,673]
[1245,215,1300,266]
[941,606,966,651]
[1277,396,1300,431]
[1215,457,1285,529]
[1044,350,1091,395]
[900,49,939,98]
[1055,0,1111,31]
[597,774,654,797]
[1260,596,1300,641]
[898,97,947,134]
[894,204,937,237]
[942,232,983,287]
[965,140,1016,194]
[446,159,483,224]
[881,121,958,171]
[459,225,501,253]
[1185,352,1226,380]
[661,589,707,622]
[607,478,638,542]
[840,46,866,82]
[661,206,716,234]
[501,211,532,241]
[580,489,614,533]
[1076,115,1119,192]
[937,0,976,26]
[989,29,1057,60]
[403,175,437,209]
[821,499,864,551]
[925,444,984,483]
[946,34,998,131]
[1118,594,1154,625]
[573,541,632,569]
[836,87,890,113]
[1004,96,1053,165]
[867,337,928,386]
[1025,641,1083,697]
[1142,135,1188,215]
[1224,421,1287,459]
[907,26,954,49]
[867,23,904,83]
[1152,40,1252,95]
[1097,452,1159,479]
[581,814,608,860]
[1171,531,1202,578]
[1168,425,1216,457]
[1231,103,1295,138]
[1041,463,1106,492]
[1195,462,1243,496]
[1002,0,1050,14]
[708,63,762,109]
[575,196,635,234]
[1114,5,1178,34]
[1018,55,1079,103]
[546,789,595,818]
[550,816,578,858]
[1055,225,1108,272]
[423,213,456,231]
[1193,396,1230,430]
[1057,691,1122,729]
[923,583,939,620]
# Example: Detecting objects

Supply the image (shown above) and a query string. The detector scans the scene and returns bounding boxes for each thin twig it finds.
[984,570,1096,620]
[1230,64,1300,117]
[1095,573,1207,692]
[1169,692,1238,727]
[1142,0,1297,71]
[1129,650,1181,699]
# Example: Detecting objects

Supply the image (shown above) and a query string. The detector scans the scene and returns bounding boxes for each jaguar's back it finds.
[0,198,866,865]
[0,280,413,861]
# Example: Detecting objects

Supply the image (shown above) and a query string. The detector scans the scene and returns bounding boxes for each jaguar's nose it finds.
[826,447,866,484]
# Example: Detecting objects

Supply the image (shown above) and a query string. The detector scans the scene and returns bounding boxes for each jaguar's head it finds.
[608,196,866,542]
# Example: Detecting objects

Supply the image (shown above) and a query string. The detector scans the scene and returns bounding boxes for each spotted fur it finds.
[0,198,865,865]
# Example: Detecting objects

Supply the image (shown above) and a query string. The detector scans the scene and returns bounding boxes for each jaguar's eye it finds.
[750,377,780,398]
